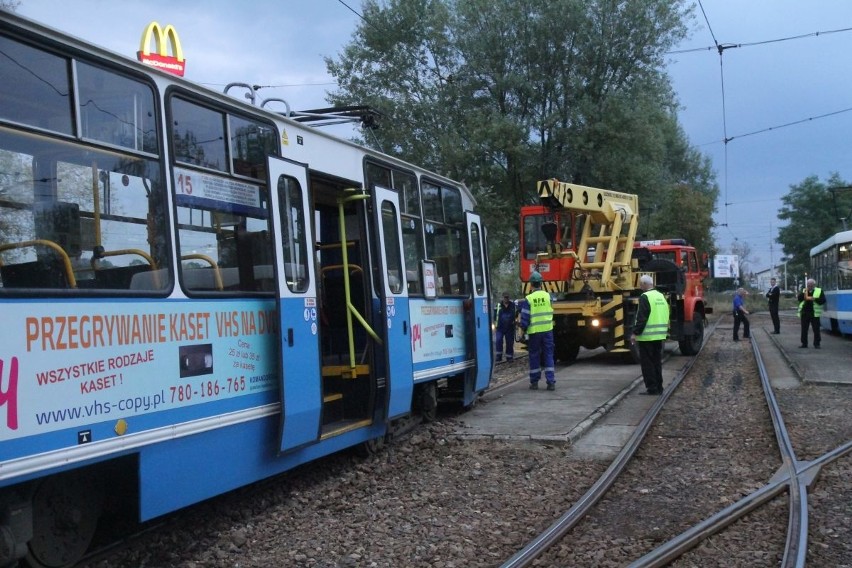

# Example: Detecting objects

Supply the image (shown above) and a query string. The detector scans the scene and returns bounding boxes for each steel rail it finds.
[628,329,826,567]
[751,333,808,568]
[499,321,718,568]
[626,330,802,567]
[628,438,852,567]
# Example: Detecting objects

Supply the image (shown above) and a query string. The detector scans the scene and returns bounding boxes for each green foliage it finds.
[777,173,852,276]
[326,0,718,273]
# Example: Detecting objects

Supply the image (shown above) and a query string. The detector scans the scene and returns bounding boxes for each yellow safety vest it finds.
[636,289,669,341]
[525,290,553,334]
[797,287,823,317]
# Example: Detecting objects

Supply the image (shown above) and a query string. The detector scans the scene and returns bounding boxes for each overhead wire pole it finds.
[828,186,852,230]
[697,0,733,231]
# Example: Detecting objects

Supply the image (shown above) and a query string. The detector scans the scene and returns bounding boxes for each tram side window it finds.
[171,98,227,171]
[173,169,274,293]
[276,175,309,293]
[380,201,404,294]
[469,221,485,295]
[77,62,159,153]
[0,34,73,135]
[839,243,852,290]
[0,133,170,292]
[401,217,423,294]
[230,115,278,181]
[169,97,279,294]
[423,180,467,296]
[366,162,423,294]
[396,173,424,295]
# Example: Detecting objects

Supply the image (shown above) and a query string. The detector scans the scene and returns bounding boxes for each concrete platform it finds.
[454,313,851,457]
[761,311,852,386]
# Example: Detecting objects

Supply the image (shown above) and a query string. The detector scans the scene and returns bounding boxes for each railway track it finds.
[502,316,852,567]
[72,315,850,567]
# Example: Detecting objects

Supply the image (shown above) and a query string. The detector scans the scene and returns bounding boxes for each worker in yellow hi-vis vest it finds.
[520,271,556,391]
[797,278,826,348]
[630,274,670,395]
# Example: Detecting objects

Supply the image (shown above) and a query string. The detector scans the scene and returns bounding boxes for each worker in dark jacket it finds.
[798,278,826,348]
[766,277,780,334]
[631,275,670,395]
[494,293,516,362]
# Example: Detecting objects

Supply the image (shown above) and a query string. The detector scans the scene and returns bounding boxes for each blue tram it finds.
[810,229,852,335]
[0,12,493,566]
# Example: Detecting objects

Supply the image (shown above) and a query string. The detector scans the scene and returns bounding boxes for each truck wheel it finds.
[555,341,580,363]
[678,315,704,355]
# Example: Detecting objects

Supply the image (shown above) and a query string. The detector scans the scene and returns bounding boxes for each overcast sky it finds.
[13,0,852,275]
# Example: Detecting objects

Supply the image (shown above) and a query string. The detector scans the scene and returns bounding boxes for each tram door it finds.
[371,187,413,419]
[466,212,492,397]
[267,157,322,452]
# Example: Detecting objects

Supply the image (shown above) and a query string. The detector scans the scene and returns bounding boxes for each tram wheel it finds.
[357,435,386,457]
[25,470,103,568]
[416,382,438,422]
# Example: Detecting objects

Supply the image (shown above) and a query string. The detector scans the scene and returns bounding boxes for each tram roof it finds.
[810,229,852,257]
[0,10,477,207]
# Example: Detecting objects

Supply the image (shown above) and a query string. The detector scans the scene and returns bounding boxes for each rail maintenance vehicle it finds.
[519,178,711,362]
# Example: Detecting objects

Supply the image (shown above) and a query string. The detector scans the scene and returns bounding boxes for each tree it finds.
[326,0,718,270]
[777,173,852,278]
[0,1,20,11]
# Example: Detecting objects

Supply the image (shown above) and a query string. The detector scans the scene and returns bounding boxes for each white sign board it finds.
[714,255,739,279]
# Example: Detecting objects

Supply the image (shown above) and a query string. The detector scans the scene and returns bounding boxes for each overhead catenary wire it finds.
[682,5,852,266]
[667,25,852,55]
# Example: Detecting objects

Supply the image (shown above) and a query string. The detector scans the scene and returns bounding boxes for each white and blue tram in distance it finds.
[0,11,493,567]
[810,229,852,335]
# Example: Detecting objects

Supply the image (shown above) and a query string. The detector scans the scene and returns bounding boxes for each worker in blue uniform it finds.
[520,271,556,390]
[494,293,516,362]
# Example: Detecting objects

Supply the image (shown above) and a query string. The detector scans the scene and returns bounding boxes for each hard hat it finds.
[530,271,543,283]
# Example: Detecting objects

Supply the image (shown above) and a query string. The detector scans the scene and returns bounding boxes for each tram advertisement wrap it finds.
[0,300,278,441]
[409,299,466,363]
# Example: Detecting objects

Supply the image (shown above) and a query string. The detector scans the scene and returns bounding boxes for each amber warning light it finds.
[137,21,186,77]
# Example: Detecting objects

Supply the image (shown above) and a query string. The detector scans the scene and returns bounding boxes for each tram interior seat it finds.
[0,256,69,288]
[181,267,239,291]
[92,264,153,289]
[170,264,298,292]
[130,268,169,290]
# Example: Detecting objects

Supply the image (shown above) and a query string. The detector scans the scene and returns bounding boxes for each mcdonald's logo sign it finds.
[137,21,186,77]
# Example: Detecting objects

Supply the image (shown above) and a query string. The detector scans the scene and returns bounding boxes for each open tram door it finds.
[465,211,493,401]
[370,186,413,419]
[267,156,323,452]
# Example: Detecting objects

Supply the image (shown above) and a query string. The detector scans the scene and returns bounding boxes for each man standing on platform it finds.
[630,275,670,395]
[766,277,781,334]
[520,271,556,391]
